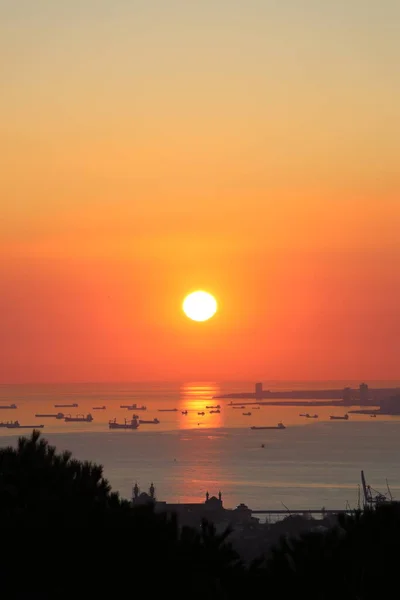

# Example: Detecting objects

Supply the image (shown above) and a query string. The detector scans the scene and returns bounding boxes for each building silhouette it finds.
[132,482,156,505]
[379,394,400,415]
[359,383,369,406]
[132,483,257,528]
[343,387,352,405]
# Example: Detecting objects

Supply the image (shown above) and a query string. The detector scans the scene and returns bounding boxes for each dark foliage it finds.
[250,504,400,600]
[1,431,400,600]
[0,432,243,599]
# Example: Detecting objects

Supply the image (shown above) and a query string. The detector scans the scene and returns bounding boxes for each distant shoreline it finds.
[214,386,400,403]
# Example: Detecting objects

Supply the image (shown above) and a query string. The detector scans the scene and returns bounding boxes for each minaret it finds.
[149,482,155,499]
[206,491,209,502]
[218,490,222,503]
[133,482,139,500]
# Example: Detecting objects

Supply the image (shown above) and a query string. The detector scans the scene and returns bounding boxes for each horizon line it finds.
[1,379,400,387]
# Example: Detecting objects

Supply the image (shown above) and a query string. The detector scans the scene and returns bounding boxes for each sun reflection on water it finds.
[179,382,223,430]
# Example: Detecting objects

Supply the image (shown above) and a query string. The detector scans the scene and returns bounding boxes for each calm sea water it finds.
[1,380,400,511]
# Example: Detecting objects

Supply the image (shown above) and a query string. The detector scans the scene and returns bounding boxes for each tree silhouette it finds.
[0,431,243,600]
[3,431,400,599]
[253,504,400,600]
[0,430,122,525]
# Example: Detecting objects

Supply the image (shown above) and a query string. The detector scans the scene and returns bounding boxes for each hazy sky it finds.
[1,1,399,382]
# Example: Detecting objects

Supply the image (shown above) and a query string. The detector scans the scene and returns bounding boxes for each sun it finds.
[183,291,218,322]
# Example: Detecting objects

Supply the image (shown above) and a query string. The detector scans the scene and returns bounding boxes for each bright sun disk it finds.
[183,291,217,322]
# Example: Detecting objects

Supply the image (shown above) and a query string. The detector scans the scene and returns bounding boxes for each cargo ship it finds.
[64,413,93,423]
[330,414,349,420]
[35,413,64,419]
[5,421,44,429]
[139,418,160,425]
[109,418,139,430]
[250,422,286,430]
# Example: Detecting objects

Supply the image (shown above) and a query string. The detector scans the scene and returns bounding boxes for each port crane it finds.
[361,470,393,508]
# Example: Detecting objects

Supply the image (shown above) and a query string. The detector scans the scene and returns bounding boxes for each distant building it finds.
[131,484,258,529]
[343,387,352,405]
[359,383,369,406]
[131,482,156,505]
[255,382,263,399]
[379,394,400,415]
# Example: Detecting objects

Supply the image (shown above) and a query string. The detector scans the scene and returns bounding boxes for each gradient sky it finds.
[1,0,399,383]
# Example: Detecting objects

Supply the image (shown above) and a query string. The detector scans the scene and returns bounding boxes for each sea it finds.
[1,380,400,512]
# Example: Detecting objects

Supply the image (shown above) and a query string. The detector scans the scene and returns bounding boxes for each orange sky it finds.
[1,1,399,383]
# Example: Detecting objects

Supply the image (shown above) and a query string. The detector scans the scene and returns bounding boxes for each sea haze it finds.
[0,381,399,511]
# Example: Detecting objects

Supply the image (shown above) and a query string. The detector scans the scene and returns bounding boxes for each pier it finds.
[250,509,351,516]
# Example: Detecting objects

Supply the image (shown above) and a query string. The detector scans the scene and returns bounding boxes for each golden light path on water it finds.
[1,382,400,510]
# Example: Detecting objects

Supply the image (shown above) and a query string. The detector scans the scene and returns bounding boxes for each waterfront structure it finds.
[255,382,263,399]
[343,387,352,405]
[359,383,369,406]
[131,484,258,528]
[379,394,400,415]
[216,382,399,404]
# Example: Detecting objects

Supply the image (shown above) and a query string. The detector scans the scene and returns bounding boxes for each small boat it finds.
[158,408,178,412]
[206,405,220,409]
[242,412,252,416]
[370,414,377,418]
[330,414,349,420]
[306,414,318,419]
[198,412,205,416]
[181,410,188,415]
[120,404,147,411]
[92,406,106,410]
[232,406,246,409]
[0,404,17,409]
[139,418,160,425]
[64,413,93,423]
[109,418,139,430]
[35,413,64,419]
[209,409,220,414]
[6,421,44,429]
[55,403,78,408]
[251,422,286,430]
